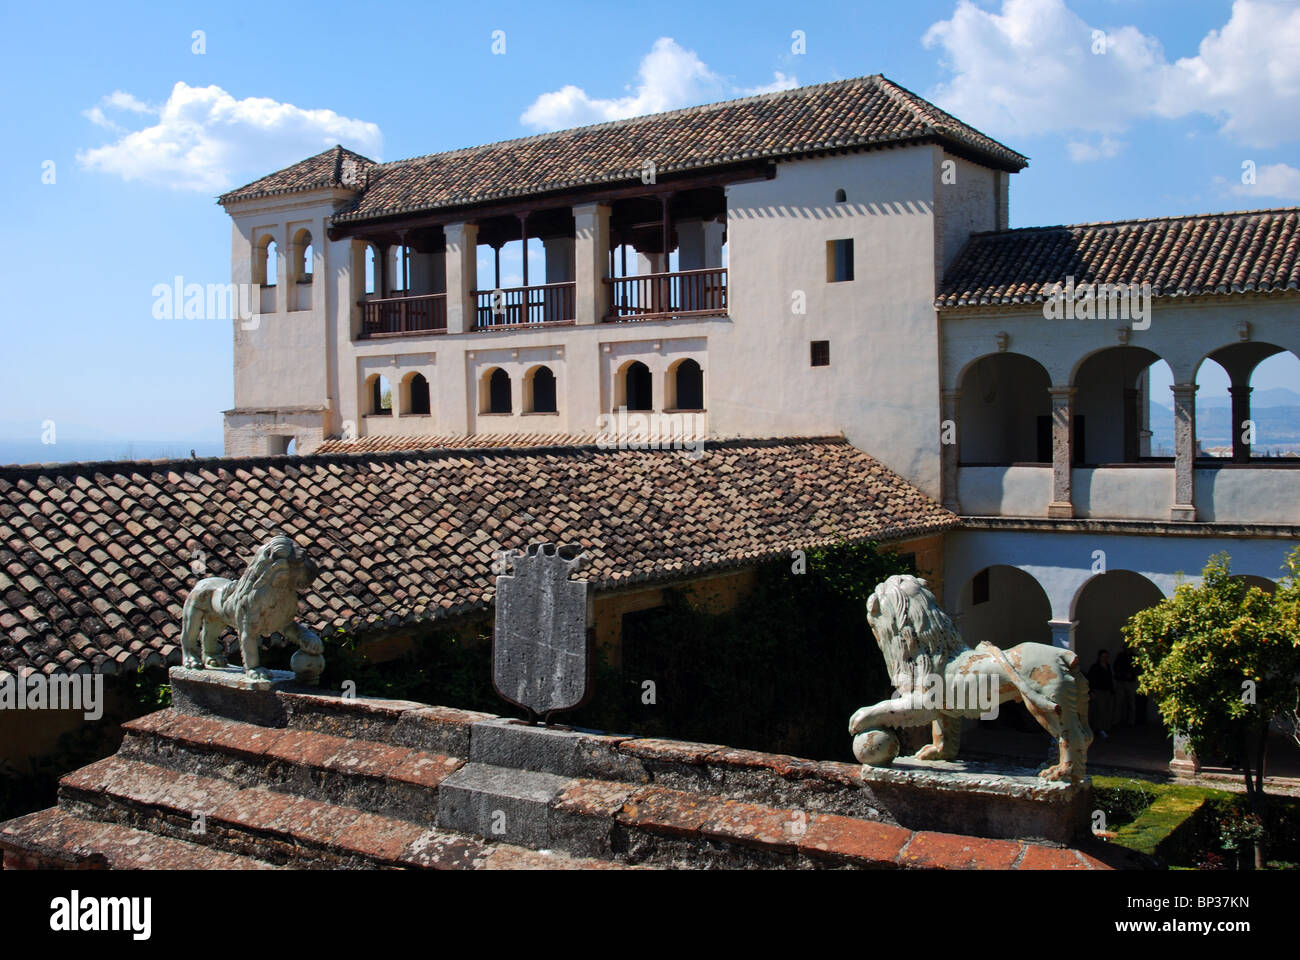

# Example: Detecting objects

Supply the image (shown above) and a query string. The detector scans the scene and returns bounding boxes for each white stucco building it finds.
[218,75,1299,726]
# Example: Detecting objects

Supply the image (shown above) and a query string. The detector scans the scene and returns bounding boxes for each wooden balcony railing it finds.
[360,293,447,337]
[474,282,575,329]
[604,268,727,322]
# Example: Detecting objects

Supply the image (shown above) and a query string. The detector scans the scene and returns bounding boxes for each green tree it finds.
[1124,549,1300,813]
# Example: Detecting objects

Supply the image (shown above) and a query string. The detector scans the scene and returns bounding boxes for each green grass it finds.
[1091,775,1299,868]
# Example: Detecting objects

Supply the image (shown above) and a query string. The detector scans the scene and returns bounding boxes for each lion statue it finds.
[848,574,1092,781]
[180,535,323,682]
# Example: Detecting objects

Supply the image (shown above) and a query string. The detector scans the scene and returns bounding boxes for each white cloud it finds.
[82,90,155,132]
[1159,0,1300,148]
[1066,135,1124,163]
[743,72,800,96]
[103,90,152,114]
[923,0,1300,150]
[520,37,796,131]
[77,82,382,192]
[1232,162,1300,200]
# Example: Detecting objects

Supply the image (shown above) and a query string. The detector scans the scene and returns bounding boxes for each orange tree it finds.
[1124,548,1300,810]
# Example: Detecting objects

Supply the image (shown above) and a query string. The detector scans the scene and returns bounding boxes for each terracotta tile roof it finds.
[938,208,1300,308]
[313,434,601,454]
[218,145,377,206]
[221,75,1025,221]
[0,438,956,676]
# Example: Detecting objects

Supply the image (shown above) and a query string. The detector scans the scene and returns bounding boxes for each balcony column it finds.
[573,202,610,326]
[1171,382,1198,521]
[1047,385,1075,519]
[1047,619,1077,651]
[1230,381,1253,462]
[543,236,575,323]
[519,214,530,288]
[658,194,674,314]
[940,389,961,513]
[636,250,664,274]
[443,222,478,334]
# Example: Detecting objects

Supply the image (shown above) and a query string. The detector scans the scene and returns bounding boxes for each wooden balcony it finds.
[474,282,575,329]
[360,293,447,338]
[604,268,726,322]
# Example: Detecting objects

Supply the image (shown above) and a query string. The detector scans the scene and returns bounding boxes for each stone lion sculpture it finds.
[180,535,323,682]
[848,574,1092,781]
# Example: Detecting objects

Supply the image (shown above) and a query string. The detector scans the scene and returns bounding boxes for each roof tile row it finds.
[0,438,956,675]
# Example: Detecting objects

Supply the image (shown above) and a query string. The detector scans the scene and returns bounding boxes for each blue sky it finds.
[1,0,1298,448]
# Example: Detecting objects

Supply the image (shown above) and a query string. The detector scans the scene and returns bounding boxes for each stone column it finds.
[1122,387,1140,462]
[1230,382,1253,463]
[1170,729,1200,777]
[1171,382,1198,521]
[1048,385,1075,519]
[941,389,961,513]
[443,222,478,334]
[573,203,610,326]
[1047,619,1077,650]
[275,230,289,315]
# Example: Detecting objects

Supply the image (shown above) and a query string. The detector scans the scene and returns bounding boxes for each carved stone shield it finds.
[492,543,591,717]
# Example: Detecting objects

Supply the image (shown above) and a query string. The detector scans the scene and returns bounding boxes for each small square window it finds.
[826,238,854,282]
[810,340,830,367]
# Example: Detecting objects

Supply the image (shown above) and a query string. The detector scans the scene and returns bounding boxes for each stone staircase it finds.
[0,670,1125,870]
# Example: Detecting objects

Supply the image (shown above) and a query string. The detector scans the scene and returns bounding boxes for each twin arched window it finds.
[483,365,560,415]
[619,359,705,411]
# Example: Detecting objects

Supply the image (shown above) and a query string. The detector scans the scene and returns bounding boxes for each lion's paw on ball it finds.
[852,729,900,767]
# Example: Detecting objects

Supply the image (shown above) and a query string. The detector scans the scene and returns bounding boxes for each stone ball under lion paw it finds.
[853,729,900,767]
[291,649,325,686]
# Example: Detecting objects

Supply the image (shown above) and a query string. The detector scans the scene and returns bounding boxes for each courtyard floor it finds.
[963,715,1300,796]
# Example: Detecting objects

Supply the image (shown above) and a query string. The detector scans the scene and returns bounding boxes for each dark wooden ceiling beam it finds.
[328,163,772,241]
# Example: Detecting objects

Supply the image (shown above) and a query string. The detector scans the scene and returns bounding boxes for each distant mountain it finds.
[1193,387,1300,410]
[1148,398,1300,455]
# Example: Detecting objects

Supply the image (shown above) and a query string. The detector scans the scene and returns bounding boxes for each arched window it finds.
[255,236,278,286]
[487,368,511,414]
[407,373,430,415]
[370,375,392,414]
[527,366,557,413]
[292,229,313,282]
[834,188,847,203]
[625,361,653,411]
[364,244,378,295]
[673,359,703,410]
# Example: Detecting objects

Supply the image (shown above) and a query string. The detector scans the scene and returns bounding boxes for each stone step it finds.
[549,779,1113,870]
[49,753,636,870]
[119,709,463,824]
[0,807,278,870]
[110,710,1113,869]
[437,763,572,848]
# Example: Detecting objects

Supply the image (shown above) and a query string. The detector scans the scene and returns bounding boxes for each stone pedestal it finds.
[168,666,299,727]
[855,756,1093,846]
